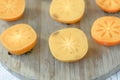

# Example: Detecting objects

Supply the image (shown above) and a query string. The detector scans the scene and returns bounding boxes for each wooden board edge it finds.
[0,59,31,80]
[0,58,120,80]
[94,65,120,80]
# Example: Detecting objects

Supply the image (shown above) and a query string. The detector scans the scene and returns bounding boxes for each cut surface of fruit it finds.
[50,0,85,24]
[0,0,25,21]
[0,24,37,55]
[91,16,120,46]
[49,28,88,62]
[96,0,120,13]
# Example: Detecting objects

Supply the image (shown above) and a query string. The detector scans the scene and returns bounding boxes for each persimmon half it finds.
[50,0,85,24]
[0,24,37,55]
[91,16,120,46]
[49,28,88,62]
[96,0,120,13]
[0,0,25,21]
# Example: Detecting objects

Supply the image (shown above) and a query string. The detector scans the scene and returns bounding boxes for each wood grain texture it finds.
[0,0,120,80]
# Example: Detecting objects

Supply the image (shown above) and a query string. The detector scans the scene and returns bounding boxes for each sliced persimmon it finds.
[49,28,88,62]
[0,24,37,55]
[0,0,25,21]
[50,0,85,24]
[96,0,120,13]
[91,16,120,46]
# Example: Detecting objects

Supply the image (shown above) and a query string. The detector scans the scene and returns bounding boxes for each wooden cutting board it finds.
[0,0,120,80]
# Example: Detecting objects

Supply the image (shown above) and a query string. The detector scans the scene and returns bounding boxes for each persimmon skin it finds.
[96,0,120,13]
[2,12,24,21]
[9,40,36,55]
[92,37,120,46]
[50,14,84,24]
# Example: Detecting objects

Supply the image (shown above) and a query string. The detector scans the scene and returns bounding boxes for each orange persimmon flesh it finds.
[91,16,120,46]
[96,0,120,13]
[50,0,85,24]
[0,0,25,21]
[49,28,88,62]
[0,24,37,55]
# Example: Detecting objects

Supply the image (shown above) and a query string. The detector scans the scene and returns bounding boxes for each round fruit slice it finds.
[91,16,120,46]
[49,28,88,62]
[0,0,25,21]
[0,24,37,55]
[96,0,120,13]
[50,0,85,24]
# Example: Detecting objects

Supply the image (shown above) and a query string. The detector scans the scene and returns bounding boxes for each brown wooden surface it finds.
[0,0,120,80]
